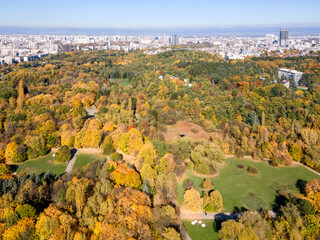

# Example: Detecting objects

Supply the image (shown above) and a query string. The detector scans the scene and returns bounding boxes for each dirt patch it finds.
[78,148,103,154]
[163,121,213,143]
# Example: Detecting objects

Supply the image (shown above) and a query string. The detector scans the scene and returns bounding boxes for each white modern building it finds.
[278,68,303,85]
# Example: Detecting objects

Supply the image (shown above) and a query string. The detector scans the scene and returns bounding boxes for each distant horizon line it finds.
[1,24,320,30]
[0,25,319,37]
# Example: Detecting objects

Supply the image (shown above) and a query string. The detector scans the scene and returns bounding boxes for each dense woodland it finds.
[0,49,319,239]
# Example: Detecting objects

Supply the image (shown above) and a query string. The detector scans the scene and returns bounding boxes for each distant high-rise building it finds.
[280,29,289,47]
[170,34,179,45]
[266,34,276,46]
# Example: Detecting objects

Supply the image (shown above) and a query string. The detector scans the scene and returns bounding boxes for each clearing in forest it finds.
[163,121,213,142]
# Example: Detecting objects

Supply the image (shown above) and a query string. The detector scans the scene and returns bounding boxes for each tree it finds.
[183,188,203,211]
[17,79,25,109]
[0,164,11,175]
[140,163,157,187]
[203,190,223,212]
[239,212,273,240]
[162,227,181,240]
[158,153,176,174]
[5,142,19,162]
[3,217,35,240]
[11,145,27,163]
[16,204,36,219]
[201,178,213,190]
[139,141,158,166]
[0,148,5,163]
[289,143,303,162]
[301,128,318,146]
[102,136,115,156]
[219,220,258,240]
[55,145,71,163]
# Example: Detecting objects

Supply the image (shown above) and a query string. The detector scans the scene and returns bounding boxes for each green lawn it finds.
[72,153,105,171]
[183,220,219,240]
[13,153,66,176]
[109,78,129,87]
[179,158,320,212]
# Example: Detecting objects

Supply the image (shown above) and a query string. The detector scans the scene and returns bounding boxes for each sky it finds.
[0,0,319,28]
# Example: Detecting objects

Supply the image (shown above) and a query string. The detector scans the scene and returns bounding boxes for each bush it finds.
[247,166,258,174]
[55,145,71,163]
[111,152,122,162]
[237,165,244,169]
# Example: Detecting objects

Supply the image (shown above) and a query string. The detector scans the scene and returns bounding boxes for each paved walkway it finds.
[65,149,78,173]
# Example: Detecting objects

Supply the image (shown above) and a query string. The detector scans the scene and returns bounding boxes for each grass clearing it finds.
[179,158,320,212]
[13,153,66,176]
[109,78,129,87]
[183,220,219,240]
[72,153,105,171]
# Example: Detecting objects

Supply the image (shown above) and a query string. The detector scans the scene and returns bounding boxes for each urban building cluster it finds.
[0,30,319,65]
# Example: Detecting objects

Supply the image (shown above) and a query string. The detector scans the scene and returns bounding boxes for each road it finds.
[65,149,78,173]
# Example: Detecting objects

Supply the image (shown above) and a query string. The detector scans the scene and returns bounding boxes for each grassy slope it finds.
[179,158,320,212]
[72,153,105,171]
[183,220,219,240]
[14,153,66,176]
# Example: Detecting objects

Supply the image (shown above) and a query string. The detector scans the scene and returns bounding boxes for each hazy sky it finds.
[0,0,319,28]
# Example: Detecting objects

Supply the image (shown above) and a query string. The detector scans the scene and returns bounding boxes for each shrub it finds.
[237,165,244,169]
[247,166,258,174]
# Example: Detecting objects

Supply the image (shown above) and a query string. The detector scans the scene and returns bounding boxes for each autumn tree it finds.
[219,219,258,240]
[16,79,24,109]
[55,145,71,163]
[5,142,19,162]
[203,190,223,212]
[139,141,158,166]
[183,188,203,211]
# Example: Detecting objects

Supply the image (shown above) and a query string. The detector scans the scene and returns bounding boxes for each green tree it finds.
[55,145,71,163]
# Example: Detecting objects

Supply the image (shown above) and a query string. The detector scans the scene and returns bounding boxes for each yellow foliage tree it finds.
[3,217,35,240]
[139,141,158,166]
[5,142,19,162]
[183,188,203,211]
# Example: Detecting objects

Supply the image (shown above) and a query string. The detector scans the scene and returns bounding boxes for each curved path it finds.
[65,149,78,173]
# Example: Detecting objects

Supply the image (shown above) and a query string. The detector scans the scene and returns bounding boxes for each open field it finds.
[109,78,130,87]
[13,153,66,176]
[73,152,105,170]
[183,220,219,240]
[162,121,213,142]
[179,158,320,212]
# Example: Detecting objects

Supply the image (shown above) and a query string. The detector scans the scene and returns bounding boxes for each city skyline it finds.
[0,0,319,29]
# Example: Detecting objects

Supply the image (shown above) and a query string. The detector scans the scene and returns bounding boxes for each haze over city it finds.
[0,0,319,29]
